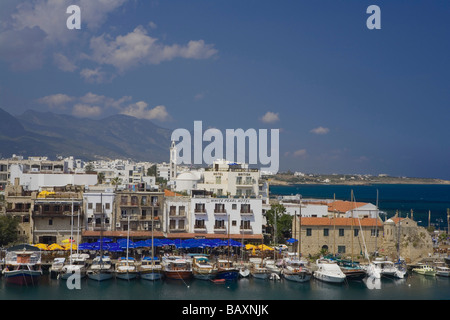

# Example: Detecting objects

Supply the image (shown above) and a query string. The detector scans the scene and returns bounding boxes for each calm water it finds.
[0,272,449,300]
[270,184,450,230]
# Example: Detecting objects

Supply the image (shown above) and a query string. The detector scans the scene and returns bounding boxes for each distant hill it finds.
[0,108,171,162]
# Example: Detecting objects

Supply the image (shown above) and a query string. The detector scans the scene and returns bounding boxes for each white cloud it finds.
[37,94,74,110]
[293,149,307,157]
[310,126,330,135]
[80,67,115,83]
[120,102,171,122]
[72,104,102,117]
[87,25,218,72]
[261,111,280,123]
[53,53,78,72]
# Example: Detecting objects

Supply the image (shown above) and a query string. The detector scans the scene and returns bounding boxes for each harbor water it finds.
[0,271,449,300]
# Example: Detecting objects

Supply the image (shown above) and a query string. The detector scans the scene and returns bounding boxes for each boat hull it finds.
[115,272,138,280]
[251,271,270,280]
[164,271,192,280]
[283,271,311,283]
[314,271,346,283]
[60,269,87,280]
[140,271,163,281]
[216,270,240,281]
[3,270,41,286]
[193,269,217,280]
[342,269,367,281]
[87,271,114,281]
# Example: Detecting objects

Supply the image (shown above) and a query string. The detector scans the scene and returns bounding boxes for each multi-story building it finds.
[3,179,34,243]
[164,192,190,234]
[114,190,164,234]
[196,159,260,197]
[31,186,84,244]
[190,196,263,242]
[83,187,115,232]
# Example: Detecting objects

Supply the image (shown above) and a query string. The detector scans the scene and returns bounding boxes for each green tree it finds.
[265,204,291,245]
[147,164,157,177]
[97,172,105,184]
[84,163,95,173]
[0,216,20,247]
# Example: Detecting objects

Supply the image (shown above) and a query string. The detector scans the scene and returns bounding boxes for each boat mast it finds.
[126,215,130,265]
[151,201,154,267]
[69,199,74,265]
[375,189,379,254]
[351,190,354,263]
[299,194,302,257]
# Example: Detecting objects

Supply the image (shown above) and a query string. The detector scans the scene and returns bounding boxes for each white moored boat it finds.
[87,256,114,281]
[115,257,138,280]
[60,253,89,280]
[282,259,312,283]
[313,259,346,284]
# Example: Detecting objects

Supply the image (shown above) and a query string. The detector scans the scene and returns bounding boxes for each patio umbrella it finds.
[257,244,274,251]
[34,243,48,250]
[245,244,257,250]
[64,243,77,251]
[286,238,298,244]
[62,238,75,243]
[78,243,93,250]
[48,243,64,251]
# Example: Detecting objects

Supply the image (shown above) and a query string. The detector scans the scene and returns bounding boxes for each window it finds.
[323,228,329,237]
[96,203,102,213]
[354,229,359,237]
[339,229,345,237]
[232,204,237,210]
[170,206,176,216]
[49,219,53,225]
[371,229,379,237]
[194,219,205,228]
[214,220,225,229]
[179,206,186,216]
[306,228,312,236]
[338,246,346,254]
[88,203,93,209]
[241,220,251,229]
[105,203,110,210]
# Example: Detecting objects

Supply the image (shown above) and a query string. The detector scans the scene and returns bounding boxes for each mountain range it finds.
[0,108,172,162]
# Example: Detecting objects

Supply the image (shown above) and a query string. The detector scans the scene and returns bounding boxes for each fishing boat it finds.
[435,265,450,277]
[139,256,163,281]
[163,256,192,280]
[313,259,346,284]
[87,256,114,281]
[49,257,66,279]
[2,244,43,286]
[412,264,436,277]
[336,259,367,281]
[282,258,312,283]
[216,259,240,281]
[264,258,282,276]
[115,257,138,280]
[60,253,89,280]
[192,256,218,280]
[249,258,270,280]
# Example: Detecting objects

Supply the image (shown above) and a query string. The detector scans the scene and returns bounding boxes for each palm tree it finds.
[111,177,122,191]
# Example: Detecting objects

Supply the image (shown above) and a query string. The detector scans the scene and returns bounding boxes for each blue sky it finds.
[0,1,449,179]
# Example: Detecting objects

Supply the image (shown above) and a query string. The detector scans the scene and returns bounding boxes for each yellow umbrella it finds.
[245,244,257,250]
[257,244,274,251]
[64,243,77,251]
[34,243,48,250]
[48,243,64,251]
[62,239,75,243]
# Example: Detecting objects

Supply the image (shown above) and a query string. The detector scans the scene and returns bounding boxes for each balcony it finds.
[194,225,207,232]
[213,226,227,232]
[214,208,227,215]
[240,209,253,215]
[240,225,253,233]
[194,208,206,214]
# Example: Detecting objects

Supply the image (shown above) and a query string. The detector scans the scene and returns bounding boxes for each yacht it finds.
[87,256,114,281]
[115,257,138,280]
[49,257,66,279]
[249,258,270,280]
[313,259,346,284]
[60,253,89,280]
[373,259,406,279]
[139,256,163,281]
[282,259,312,283]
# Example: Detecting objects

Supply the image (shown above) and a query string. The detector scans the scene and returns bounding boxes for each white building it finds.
[173,171,203,194]
[83,187,115,232]
[9,164,97,191]
[191,196,263,241]
[196,159,260,197]
[164,195,190,234]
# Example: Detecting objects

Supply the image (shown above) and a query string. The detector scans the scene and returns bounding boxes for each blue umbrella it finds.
[78,242,93,250]
[286,238,298,244]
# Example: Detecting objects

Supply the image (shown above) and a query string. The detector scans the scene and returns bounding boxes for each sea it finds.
[0,184,448,314]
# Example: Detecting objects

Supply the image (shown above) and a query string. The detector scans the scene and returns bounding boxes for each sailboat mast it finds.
[351,190,354,263]
[70,199,74,264]
[299,194,302,257]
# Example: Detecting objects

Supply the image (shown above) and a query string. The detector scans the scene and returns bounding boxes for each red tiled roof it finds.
[299,217,383,227]
[164,189,183,197]
[327,200,369,213]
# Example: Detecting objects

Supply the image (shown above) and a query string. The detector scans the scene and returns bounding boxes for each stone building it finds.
[380,215,433,263]
[292,216,383,258]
